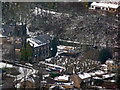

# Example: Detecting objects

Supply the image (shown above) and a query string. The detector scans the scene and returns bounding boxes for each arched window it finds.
[92,6,94,8]
[102,7,104,10]
[106,8,108,11]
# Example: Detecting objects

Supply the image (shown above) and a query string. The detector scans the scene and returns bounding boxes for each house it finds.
[100,59,118,73]
[0,32,7,45]
[78,72,92,86]
[2,24,27,60]
[100,0,120,5]
[53,75,74,89]
[89,2,119,13]
[54,75,70,82]
[105,59,117,72]
[27,34,52,60]
[101,64,108,72]
[49,85,65,90]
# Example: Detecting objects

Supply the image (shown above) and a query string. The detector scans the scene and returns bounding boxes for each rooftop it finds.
[106,59,114,63]
[91,2,119,9]
[100,0,120,4]
[78,73,91,80]
[0,33,6,38]
[27,34,51,48]
[54,75,69,81]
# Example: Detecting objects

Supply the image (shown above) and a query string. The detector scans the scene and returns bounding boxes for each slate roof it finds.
[2,25,15,36]
[27,34,51,48]
[100,0,120,4]
[35,34,51,44]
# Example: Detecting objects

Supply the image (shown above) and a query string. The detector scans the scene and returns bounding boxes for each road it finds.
[1,59,37,88]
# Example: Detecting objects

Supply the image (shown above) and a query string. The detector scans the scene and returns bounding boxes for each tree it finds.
[116,66,120,89]
[26,42,32,63]
[2,2,36,25]
[20,42,32,89]
[83,49,100,60]
[21,42,32,63]
[51,35,59,57]
[99,48,112,64]
[21,45,27,62]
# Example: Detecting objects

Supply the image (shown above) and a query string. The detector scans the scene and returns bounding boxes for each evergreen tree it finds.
[21,42,32,63]
[26,42,32,63]
[99,48,112,64]
[51,35,59,57]
[21,45,27,61]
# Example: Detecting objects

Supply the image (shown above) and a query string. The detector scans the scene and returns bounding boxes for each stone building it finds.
[89,2,119,13]
[27,34,52,60]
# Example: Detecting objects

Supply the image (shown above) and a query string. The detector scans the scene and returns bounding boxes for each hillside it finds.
[2,2,118,48]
